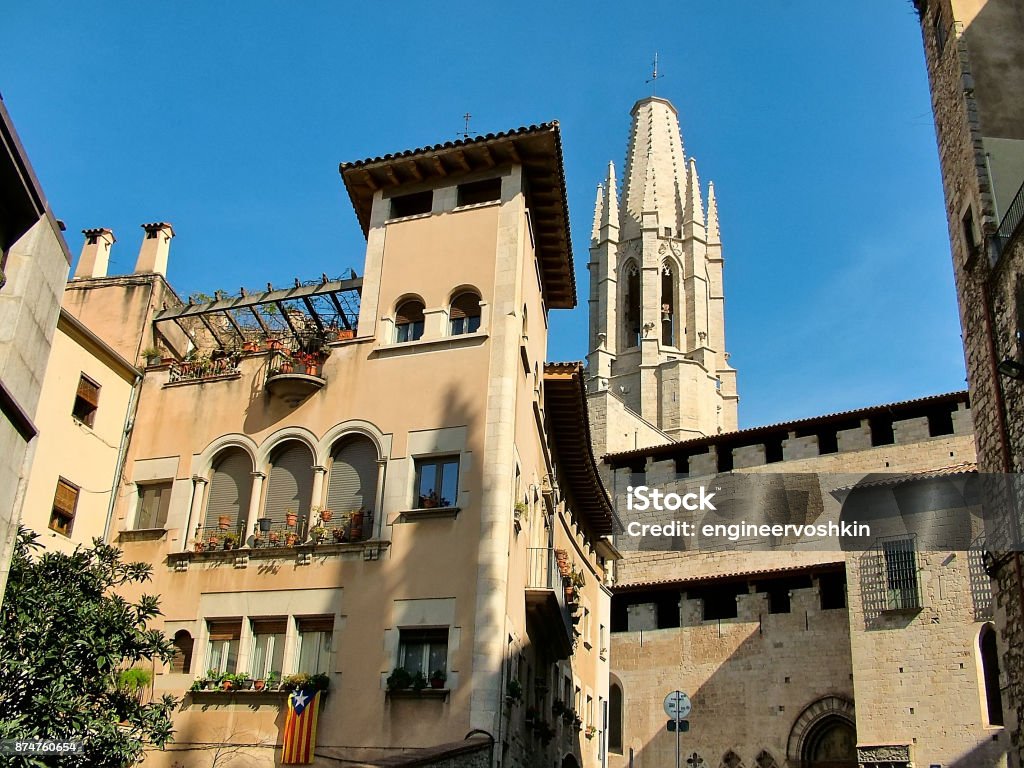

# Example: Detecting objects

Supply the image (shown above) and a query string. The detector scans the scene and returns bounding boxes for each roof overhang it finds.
[339,123,576,309]
[544,362,616,537]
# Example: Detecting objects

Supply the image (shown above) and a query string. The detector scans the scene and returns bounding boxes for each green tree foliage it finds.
[0,528,178,766]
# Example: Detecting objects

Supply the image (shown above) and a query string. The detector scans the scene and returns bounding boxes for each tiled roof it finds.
[614,560,846,592]
[834,461,977,492]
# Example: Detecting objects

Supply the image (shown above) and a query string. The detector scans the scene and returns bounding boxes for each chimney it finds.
[135,222,174,275]
[73,228,116,279]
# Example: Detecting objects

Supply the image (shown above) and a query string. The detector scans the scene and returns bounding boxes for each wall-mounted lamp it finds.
[997,359,1024,380]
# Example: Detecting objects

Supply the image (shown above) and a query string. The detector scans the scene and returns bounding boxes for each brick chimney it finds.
[135,222,174,275]
[73,228,116,278]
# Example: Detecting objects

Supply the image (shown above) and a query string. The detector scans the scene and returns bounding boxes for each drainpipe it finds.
[102,373,142,541]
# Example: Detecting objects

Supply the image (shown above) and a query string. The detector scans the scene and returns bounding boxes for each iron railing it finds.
[192,523,248,552]
[168,356,241,383]
[994,177,1024,258]
[527,547,559,589]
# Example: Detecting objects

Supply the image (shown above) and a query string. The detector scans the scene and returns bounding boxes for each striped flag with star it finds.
[281,689,321,765]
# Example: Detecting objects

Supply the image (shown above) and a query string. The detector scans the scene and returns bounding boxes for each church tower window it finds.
[661,263,675,347]
[624,261,641,348]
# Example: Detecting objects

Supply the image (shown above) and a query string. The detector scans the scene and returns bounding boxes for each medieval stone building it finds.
[591,97,1012,768]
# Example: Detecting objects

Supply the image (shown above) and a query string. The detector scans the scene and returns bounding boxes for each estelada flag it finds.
[282,689,320,764]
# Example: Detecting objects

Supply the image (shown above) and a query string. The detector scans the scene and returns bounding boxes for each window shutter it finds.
[76,376,100,407]
[252,618,288,635]
[263,443,314,525]
[54,481,78,514]
[207,620,241,641]
[396,301,424,324]
[326,438,378,513]
[204,449,252,530]
[297,616,334,633]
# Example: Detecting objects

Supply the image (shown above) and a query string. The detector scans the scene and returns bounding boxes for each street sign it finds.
[663,691,692,720]
[666,719,690,732]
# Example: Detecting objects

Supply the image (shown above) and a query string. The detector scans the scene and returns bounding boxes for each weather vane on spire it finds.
[646,52,662,96]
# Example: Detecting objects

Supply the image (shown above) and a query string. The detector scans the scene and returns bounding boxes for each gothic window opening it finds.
[624,261,641,348]
[980,623,1004,726]
[754,752,778,768]
[720,751,744,768]
[661,263,675,347]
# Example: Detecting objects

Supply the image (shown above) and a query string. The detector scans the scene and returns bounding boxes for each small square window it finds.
[296,616,334,675]
[72,375,100,428]
[50,479,79,537]
[389,191,433,219]
[457,178,501,207]
[399,628,448,679]
[135,481,172,530]
[414,456,459,508]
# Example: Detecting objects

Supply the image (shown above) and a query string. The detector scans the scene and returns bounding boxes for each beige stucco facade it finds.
[20,309,139,552]
[64,125,615,767]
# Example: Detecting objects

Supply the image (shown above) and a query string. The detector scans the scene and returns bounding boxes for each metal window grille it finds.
[882,536,921,611]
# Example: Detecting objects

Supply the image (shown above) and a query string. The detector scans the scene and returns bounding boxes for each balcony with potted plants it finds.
[151,275,361,394]
[173,507,382,569]
[385,668,449,700]
[187,670,330,703]
[524,547,574,659]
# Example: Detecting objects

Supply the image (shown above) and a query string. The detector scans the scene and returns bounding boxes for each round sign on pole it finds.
[663,690,692,720]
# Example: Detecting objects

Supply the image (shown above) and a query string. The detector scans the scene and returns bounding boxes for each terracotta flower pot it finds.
[218,515,231,530]
[319,509,333,522]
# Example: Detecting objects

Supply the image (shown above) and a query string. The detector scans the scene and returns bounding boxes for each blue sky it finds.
[2,2,965,429]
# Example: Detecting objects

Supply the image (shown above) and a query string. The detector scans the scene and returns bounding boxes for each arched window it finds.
[720,751,743,768]
[263,441,315,535]
[325,435,379,542]
[609,682,623,753]
[171,630,194,674]
[661,263,675,347]
[754,752,778,768]
[980,623,1004,726]
[449,292,481,335]
[203,447,253,533]
[623,261,641,348]
[395,300,425,343]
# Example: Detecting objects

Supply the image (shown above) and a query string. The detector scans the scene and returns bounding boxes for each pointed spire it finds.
[619,97,687,240]
[592,183,604,242]
[684,157,705,233]
[707,181,720,245]
[603,161,619,231]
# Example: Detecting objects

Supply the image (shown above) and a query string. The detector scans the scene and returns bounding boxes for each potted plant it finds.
[142,346,162,367]
[513,501,527,523]
[561,708,574,725]
[307,672,330,693]
[554,549,570,577]
[205,669,223,690]
[189,677,206,692]
[525,705,539,726]
[252,533,264,548]
[285,532,299,547]
[257,517,273,533]
[266,671,281,690]
[570,565,586,590]
[218,515,231,530]
[411,671,427,692]
[285,510,298,527]
[267,337,284,351]
[585,725,597,739]
[552,698,566,716]
[233,672,253,690]
[318,508,333,523]
[430,669,447,689]
[280,673,311,693]
[269,530,282,546]
[573,714,583,731]
[386,667,413,692]
[221,674,237,691]
[206,533,221,550]
[350,510,364,540]
[223,532,239,551]
[277,357,294,374]
[332,526,347,543]
[253,676,267,691]
[310,525,327,544]
[193,541,206,553]
[337,329,355,341]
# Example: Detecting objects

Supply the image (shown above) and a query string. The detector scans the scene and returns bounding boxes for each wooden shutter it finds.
[76,376,100,407]
[326,437,377,513]
[449,293,480,320]
[54,480,79,515]
[204,449,252,530]
[263,442,314,525]
[207,620,241,641]
[396,301,424,324]
[252,618,288,635]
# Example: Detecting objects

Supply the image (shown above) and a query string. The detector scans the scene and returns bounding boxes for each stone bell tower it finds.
[587,96,738,454]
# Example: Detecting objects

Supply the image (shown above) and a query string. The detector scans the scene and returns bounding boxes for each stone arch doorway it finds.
[786,696,857,768]
[561,754,580,768]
